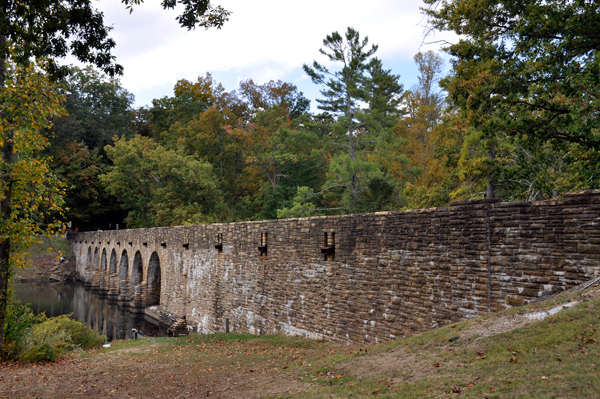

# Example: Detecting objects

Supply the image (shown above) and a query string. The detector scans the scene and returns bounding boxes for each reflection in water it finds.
[14,281,169,341]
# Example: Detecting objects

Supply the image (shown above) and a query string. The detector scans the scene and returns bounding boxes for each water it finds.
[14,281,170,341]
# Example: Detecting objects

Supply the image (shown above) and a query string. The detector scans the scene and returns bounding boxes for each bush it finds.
[2,295,46,360]
[18,314,105,362]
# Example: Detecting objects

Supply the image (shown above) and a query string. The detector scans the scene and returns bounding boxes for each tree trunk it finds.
[0,33,11,360]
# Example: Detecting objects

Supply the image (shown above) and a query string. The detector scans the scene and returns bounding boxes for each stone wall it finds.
[70,190,600,343]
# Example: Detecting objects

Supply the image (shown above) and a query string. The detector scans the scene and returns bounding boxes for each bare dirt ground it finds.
[14,239,77,282]
[0,335,329,399]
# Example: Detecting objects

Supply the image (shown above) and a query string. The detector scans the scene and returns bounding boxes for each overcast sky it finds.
[84,0,455,109]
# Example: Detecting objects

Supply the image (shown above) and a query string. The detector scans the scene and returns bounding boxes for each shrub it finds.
[2,295,46,360]
[18,314,105,362]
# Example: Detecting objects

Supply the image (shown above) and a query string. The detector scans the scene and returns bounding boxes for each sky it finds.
[80,0,456,109]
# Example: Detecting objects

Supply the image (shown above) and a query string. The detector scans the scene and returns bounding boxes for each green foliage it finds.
[2,294,45,359]
[424,0,600,147]
[49,66,135,154]
[423,0,600,198]
[229,106,320,188]
[43,66,135,230]
[0,61,66,278]
[2,0,230,78]
[2,1,122,76]
[304,27,406,213]
[18,314,105,362]
[277,186,319,219]
[50,141,124,230]
[101,135,223,227]
[149,74,224,142]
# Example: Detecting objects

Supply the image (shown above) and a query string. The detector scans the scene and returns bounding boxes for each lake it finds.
[14,281,170,341]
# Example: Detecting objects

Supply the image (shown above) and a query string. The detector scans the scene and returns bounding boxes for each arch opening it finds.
[109,249,117,274]
[93,248,99,269]
[100,249,107,271]
[146,252,161,306]
[119,250,129,281]
[86,247,92,268]
[132,251,143,286]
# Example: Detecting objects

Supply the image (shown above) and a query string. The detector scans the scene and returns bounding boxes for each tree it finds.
[237,79,310,119]
[49,66,135,154]
[0,0,230,357]
[50,141,125,231]
[393,51,451,207]
[423,0,600,197]
[303,27,405,212]
[1,0,230,78]
[226,80,315,189]
[0,60,66,359]
[101,135,223,227]
[149,73,225,143]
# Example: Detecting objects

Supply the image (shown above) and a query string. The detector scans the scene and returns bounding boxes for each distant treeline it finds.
[47,26,600,230]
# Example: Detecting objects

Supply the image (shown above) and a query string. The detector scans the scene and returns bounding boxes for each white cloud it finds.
[83,0,455,107]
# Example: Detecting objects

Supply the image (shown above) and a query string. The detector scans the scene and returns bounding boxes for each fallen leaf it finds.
[510,357,518,363]
[432,363,440,367]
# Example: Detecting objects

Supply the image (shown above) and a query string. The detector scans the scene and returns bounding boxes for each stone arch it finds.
[131,251,143,286]
[119,250,129,281]
[93,248,99,269]
[101,248,107,271]
[146,252,161,306]
[109,249,117,275]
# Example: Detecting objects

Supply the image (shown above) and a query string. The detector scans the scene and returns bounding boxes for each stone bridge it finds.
[70,191,600,343]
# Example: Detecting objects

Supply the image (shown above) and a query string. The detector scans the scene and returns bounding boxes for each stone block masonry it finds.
[70,190,600,343]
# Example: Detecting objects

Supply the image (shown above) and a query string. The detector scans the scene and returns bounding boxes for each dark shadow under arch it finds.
[132,251,143,286]
[86,247,92,268]
[109,249,117,274]
[146,252,161,306]
[100,248,107,271]
[93,248,99,269]
[119,250,129,281]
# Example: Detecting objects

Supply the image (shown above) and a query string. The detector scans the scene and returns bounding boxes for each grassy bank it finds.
[1,284,599,398]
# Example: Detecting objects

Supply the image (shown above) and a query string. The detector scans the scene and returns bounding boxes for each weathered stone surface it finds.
[71,191,600,343]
